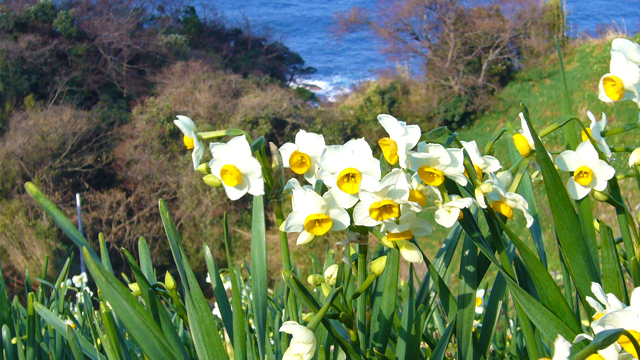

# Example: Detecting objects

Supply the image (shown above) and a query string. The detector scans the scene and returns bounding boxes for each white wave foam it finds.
[292,74,377,102]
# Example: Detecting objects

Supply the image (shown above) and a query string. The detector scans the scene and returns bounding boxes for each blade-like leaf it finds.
[251,195,268,359]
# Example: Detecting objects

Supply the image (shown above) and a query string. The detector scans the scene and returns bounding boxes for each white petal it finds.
[442,167,468,186]
[191,138,204,170]
[591,160,615,181]
[296,130,326,158]
[575,141,599,161]
[598,74,616,102]
[174,115,196,136]
[222,180,249,201]
[552,335,572,360]
[226,135,253,158]
[435,208,460,228]
[566,179,591,200]
[377,114,405,137]
[283,212,306,232]
[613,38,640,65]
[279,142,298,168]
[555,150,581,172]
[353,202,378,227]
[403,124,421,150]
[331,188,359,209]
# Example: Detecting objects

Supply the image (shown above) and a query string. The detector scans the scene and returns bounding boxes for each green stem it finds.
[357,243,368,353]
[273,200,299,322]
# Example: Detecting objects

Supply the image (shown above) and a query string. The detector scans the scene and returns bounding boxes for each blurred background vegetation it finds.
[1,0,638,297]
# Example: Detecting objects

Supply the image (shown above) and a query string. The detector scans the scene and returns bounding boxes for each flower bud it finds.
[307,274,324,287]
[630,148,640,167]
[321,283,331,297]
[370,256,387,276]
[128,283,139,292]
[196,163,211,174]
[380,235,395,249]
[165,272,176,291]
[496,171,513,189]
[202,174,223,188]
[592,190,611,203]
[279,321,317,360]
[302,312,314,323]
[323,264,339,286]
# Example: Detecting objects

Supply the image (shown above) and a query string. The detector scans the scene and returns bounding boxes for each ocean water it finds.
[213,0,640,100]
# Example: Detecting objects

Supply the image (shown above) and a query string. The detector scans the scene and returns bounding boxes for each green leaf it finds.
[82,247,181,359]
[396,267,416,360]
[138,237,156,284]
[496,215,581,333]
[99,233,113,275]
[33,302,105,360]
[520,106,599,303]
[24,182,99,262]
[477,272,506,358]
[456,235,477,360]
[428,316,456,360]
[372,247,399,354]
[66,325,86,360]
[224,214,247,360]
[159,201,228,360]
[251,195,268,359]
[204,244,234,343]
[600,221,627,302]
[2,324,14,360]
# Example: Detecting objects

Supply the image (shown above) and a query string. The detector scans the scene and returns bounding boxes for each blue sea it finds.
[213,0,640,100]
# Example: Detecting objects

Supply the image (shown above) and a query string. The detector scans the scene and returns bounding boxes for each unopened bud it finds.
[530,170,543,184]
[302,312,314,322]
[197,163,211,174]
[380,235,395,249]
[128,282,141,297]
[324,264,339,286]
[202,174,223,188]
[496,171,513,189]
[592,190,611,203]
[371,256,387,276]
[307,274,324,287]
[630,148,640,167]
[321,283,331,297]
[165,272,176,291]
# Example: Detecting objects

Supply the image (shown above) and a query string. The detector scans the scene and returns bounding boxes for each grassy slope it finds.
[433,36,640,276]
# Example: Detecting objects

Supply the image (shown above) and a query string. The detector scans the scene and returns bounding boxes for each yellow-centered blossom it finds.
[598,38,640,106]
[279,321,317,360]
[279,130,326,184]
[513,113,536,157]
[319,138,381,208]
[409,142,468,187]
[173,115,204,170]
[353,169,420,227]
[282,188,350,245]
[209,135,264,200]
[377,114,421,168]
[555,141,615,200]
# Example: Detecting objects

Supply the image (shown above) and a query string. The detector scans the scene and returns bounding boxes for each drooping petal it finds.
[222,179,250,201]
[296,231,315,245]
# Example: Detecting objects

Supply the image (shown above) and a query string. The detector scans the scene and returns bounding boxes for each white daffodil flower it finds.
[280,321,317,360]
[377,114,421,168]
[433,193,475,228]
[630,148,640,167]
[283,188,350,245]
[555,141,615,200]
[381,205,433,242]
[583,111,612,158]
[475,289,485,314]
[488,186,534,228]
[319,138,381,208]
[72,272,88,288]
[408,173,429,208]
[353,169,420,227]
[513,112,536,157]
[209,135,264,200]
[598,38,640,106]
[477,174,533,227]
[279,130,326,185]
[594,307,640,359]
[174,115,204,170]
[461,140,501,180]
[586,282,627,321]
[409,142,467,187]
